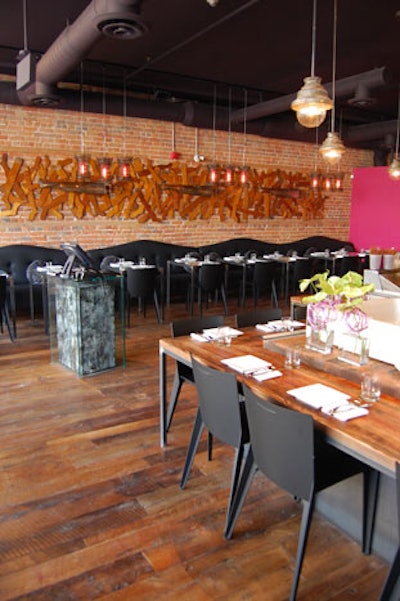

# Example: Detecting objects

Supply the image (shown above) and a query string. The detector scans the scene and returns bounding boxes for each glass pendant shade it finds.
[319,131,346,165]
[291,76,333,128]
[76,155,91,179]
[118,158,132,180]
[225,167,233,184]
[388,157,400,181]
[310,171,320,189]
[98,157,113,180]
[209,164,219,184]
[240,167,248,185]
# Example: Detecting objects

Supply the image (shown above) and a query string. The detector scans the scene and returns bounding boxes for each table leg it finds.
[166,261,171,308]
[379,463,400,600]
[159,347,167,447]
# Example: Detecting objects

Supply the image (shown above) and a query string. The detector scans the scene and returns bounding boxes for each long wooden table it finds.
[159,328,400,600]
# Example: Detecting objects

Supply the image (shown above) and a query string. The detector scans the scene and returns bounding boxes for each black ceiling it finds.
[0,0,399,154]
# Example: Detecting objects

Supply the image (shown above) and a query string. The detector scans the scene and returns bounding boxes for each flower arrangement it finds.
[299,270,374,334]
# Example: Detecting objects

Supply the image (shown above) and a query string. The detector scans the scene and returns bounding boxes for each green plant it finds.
[299,270,374,311]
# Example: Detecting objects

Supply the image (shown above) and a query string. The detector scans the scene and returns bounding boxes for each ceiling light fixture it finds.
[388,85,400,181]
[320,0,346,166]
[291,0,333,128]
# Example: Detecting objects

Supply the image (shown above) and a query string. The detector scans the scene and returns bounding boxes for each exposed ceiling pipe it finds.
[347,119,398,143]
[17,0,146,107]
[231,67,390,123]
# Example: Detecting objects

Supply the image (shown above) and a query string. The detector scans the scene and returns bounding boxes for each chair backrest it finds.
[243,384,314,501]
[171,315,224,337]
[235,307,283,328]
[252,260,280,286]
[100,255,120,272]
[0,275,7,308]
[198,263,225,292]
[26,260,46,285]
[192,357,244,449]
[126,267,159,298]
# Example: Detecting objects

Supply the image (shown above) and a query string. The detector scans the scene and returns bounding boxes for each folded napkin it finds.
[287,383,369,421]
[321,404,369,422]
[253,369,282,382]
[190,333,209,342]
[202,327,243,340]
[287,383,350,410]
[256,320,304,333]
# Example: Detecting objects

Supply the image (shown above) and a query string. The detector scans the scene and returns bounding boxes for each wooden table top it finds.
[160,328,400,477]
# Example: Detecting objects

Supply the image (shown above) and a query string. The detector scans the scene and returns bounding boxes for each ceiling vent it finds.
[97,15,147,39]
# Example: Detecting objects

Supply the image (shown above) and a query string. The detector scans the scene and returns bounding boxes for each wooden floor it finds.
[0,300,389,601]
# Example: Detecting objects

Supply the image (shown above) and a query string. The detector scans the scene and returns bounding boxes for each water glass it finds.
[360,373,381,403]
[284,347,301,369]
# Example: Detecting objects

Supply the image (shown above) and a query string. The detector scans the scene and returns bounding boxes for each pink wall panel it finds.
[350,167,400,251]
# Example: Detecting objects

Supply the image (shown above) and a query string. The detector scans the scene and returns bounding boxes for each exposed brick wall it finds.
[0,101,373,250]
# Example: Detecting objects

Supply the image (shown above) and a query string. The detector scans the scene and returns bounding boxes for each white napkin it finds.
[321,404,369,421]
[287,383,369,421]
[256,320,304,333]
[202,327,243,340]
[190,333,209,342]
[287,383,350,410]
[253,369,282,382]
[221,354,271,374]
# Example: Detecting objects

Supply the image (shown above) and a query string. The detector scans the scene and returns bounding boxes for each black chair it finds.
[126,267,162,324]
[166,315,225,434]
[0,275,14,341]
[225,385,379,601]
[100,255,120,273]
[234,307,283,328]
[336,255,363,276]
[180,358,250,533]
[289,257,314,295]
[248,260,279,308]
[26,259,46,323]
[195,263,228,316]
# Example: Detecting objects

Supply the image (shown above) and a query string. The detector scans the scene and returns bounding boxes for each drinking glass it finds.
[360,373,380,403]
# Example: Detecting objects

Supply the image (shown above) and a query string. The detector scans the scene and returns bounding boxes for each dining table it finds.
[159,325,400,600]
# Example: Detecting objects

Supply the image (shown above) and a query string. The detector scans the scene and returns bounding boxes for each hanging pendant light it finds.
[291,0,332,128]
[320,0,346,166]
[388,85,400,181]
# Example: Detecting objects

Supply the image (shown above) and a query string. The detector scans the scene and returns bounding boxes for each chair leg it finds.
[207,431,213,461]
[166,371,183,431]
[180,408,205,489]
[289,493,316,601]
[29,283,35,322]
[153,289,162,323]
[224,447,257,540]
[379,547,400,601]
[2,305,14,342]
[224,442,247,534]
[221,285,228,315]
[362,468,380,555]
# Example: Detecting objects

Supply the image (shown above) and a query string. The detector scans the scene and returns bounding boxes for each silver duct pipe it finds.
[231,67,390,123]
[17,0,145,107]
[347,120,398,143]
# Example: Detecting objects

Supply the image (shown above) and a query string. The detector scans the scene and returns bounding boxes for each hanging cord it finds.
[79,62,85,155]
[395,84,400,158]
[102,67,107,155]
[22,0,28,52]
[310,0,317,77]
[330,0,338,132]
[122,72,127,156]
[227,87,232,165]
[242,88,247,166]
[212,84,217,162]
